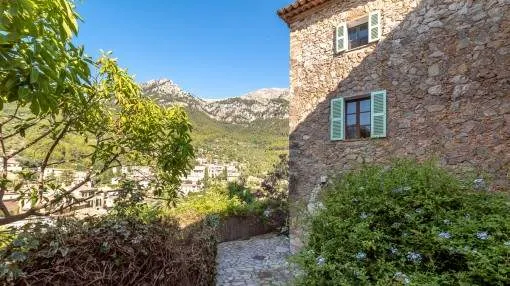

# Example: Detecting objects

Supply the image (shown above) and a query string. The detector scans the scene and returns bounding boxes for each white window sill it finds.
[335,41,379,55]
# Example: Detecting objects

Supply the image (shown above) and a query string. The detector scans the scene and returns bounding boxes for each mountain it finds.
[140,79,289,124]
[140,78,289,176]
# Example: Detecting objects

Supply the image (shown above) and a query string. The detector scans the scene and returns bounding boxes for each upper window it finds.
[348,22,369,50]
[336,11,381,53]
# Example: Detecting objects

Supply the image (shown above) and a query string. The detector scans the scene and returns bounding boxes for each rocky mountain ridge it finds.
[140,79,289,124]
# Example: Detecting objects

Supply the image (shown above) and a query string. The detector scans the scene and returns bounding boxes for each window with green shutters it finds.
[330,90,387,141]
[335,11,381,54]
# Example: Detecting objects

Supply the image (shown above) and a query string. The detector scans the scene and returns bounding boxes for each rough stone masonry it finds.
[279,0,510,251]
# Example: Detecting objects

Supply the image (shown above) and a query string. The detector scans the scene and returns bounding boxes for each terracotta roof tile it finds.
[277,0,331,24]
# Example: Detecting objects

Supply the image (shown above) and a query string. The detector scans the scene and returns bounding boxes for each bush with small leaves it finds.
[294,160,510,285]
[0,214,217,285]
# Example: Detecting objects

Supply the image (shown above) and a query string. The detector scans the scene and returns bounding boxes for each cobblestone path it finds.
[216,233,295,286]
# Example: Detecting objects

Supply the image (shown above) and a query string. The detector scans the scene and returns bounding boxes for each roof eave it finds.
[277,0,331,25]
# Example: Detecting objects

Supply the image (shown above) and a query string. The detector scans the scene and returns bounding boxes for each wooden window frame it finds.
[345,96,371,140]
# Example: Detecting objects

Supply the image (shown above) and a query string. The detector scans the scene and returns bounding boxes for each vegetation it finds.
[186,107,288,176]
[0,0,194,225]
[168,155,289,226]
[259,154,289,204]
[0,163,290,284]
[165,183,267,226]
[294,160,510,285]
[0,0,84,113]
[0,212,216,285]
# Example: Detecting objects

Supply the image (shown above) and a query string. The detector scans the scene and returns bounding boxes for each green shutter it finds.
[336,22,348,53]
[330,98,345,141]
[368,11,381,42]
[371,90,387,138]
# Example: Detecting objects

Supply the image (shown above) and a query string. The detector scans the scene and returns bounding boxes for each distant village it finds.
[1,155,243,222]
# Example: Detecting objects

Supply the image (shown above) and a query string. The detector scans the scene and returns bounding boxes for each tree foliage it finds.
[0,0,88,113]
[0,0,194,225]
[260,154,288,202]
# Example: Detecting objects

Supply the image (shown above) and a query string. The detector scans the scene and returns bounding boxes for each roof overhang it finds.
[277,0,331,25]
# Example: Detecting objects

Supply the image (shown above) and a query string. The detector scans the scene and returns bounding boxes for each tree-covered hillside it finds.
[186,107,288,176]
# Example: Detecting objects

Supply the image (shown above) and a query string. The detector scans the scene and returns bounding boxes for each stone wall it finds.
[286,0,510,251]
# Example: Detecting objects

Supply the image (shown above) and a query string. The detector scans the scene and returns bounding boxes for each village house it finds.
[43,168,65,180]
[0,157,22,175]
[180,180,202,195]
[73,171,89,186]
[179,165,206,195]
[278,0,510,251]
[226,165,241,182]
[207,163,225,178]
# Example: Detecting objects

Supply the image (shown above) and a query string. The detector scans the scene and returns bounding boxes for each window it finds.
[330,90,387,141]
[335,11,381,53]
[345,97,371,139]
[348,22,369,50]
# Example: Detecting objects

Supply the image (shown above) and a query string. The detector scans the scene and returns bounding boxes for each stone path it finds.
[216,233,295,286]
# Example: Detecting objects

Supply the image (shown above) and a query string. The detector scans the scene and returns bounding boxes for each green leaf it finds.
[30,99,40,115]
[30,67,39,83]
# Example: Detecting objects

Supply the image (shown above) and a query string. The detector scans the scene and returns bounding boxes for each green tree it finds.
[0,0,194,225]
[260,154,288,201]
[202,167,209,188]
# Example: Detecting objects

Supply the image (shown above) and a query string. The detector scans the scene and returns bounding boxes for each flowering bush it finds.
[294,160,510,285]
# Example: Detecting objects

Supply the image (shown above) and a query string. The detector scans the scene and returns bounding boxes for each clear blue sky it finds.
[76,0,294,99]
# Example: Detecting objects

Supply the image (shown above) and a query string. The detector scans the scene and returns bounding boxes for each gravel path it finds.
[216,233,295,286]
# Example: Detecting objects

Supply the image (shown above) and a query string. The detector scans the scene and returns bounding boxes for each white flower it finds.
[406,251,422,263]
[394,272,411,285]
[476,231,489,240]
[316,256,326,266]
[504,241,510,247]
[360,212,369,219]
[390,247,399,255]
[438,231,452,239]
[415,208,423,213]
[473,178,486,190]
[355,251,367,260]
[443,219,452,225]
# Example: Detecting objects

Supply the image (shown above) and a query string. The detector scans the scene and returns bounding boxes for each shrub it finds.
[0,215,217,286]
[228,181,255,204]
[294,160,510,285]
[166,183,268,225]
[259,154,289,203]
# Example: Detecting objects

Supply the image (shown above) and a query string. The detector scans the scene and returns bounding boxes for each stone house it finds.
[278,0,510,251]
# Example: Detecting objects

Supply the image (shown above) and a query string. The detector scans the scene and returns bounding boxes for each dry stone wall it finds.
[287,0,510,251]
